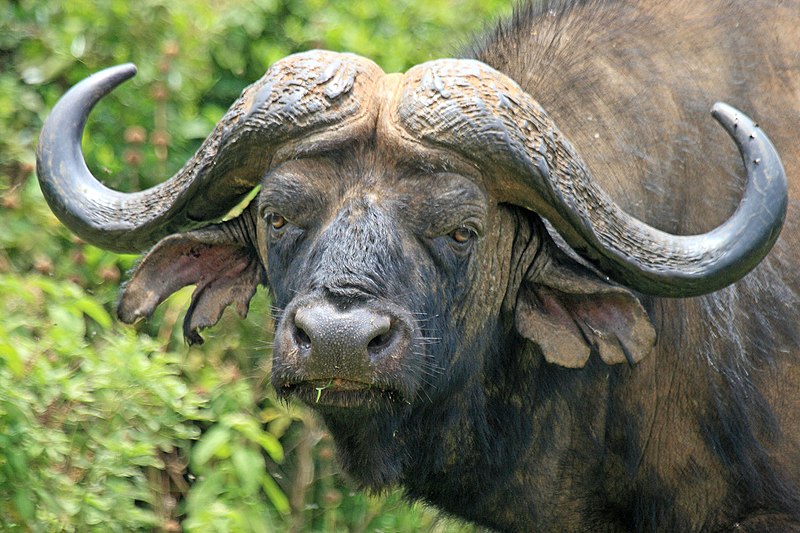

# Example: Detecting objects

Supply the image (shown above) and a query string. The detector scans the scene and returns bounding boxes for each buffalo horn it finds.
[393,59,787,297]
[36,51,383,253]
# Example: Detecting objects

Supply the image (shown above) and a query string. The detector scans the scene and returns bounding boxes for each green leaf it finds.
[232,446,264,495]
[192,425,231,468]
[0,399,29,425]
[261,472,290,515]
[223,413,284,463]
[74,296,113,329]
[6,449,28,477]
[12,487,36,522]
[0,342,25,378]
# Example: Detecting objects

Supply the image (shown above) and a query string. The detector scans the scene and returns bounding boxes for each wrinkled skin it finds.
[264,146,516,483]
[40,0,800,531]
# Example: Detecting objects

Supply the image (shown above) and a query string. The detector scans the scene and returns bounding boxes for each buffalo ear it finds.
[515,234,656,368]
[117,219,265,345]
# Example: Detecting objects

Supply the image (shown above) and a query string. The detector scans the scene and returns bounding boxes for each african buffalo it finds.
[36,0,800,530]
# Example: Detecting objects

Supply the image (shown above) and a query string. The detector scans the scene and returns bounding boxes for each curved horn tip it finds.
[84,63,138,92]
[35,63,141,252]
[52,64,139,101]
[710,101,786,183]
[710,101,756,138]
[101,62,138,77]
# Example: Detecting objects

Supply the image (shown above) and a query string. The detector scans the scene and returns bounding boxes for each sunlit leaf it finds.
[74,297,113,329]
[232,446,265,494]
[0,343,25,378]
[192,425,232,467]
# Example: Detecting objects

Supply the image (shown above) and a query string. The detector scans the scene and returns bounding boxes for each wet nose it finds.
[292,303,396,373]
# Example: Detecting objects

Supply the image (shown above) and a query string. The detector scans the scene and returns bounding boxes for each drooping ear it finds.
[515,232,656,368]
[117,215,265,345]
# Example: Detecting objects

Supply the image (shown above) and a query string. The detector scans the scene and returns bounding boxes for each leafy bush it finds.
[0,255,203,530]
[1,0,509,530]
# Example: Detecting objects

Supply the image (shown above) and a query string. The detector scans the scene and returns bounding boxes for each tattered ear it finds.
[515,235,656,368]
[117,218,266,345]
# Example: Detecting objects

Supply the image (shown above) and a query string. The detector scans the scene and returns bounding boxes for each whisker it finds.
[254,340,276,350]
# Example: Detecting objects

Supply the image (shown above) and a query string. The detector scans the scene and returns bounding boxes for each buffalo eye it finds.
[269,214,287,230]
[450,226,476,244]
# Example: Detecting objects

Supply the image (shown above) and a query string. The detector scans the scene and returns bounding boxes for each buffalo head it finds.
[36,50,786,425]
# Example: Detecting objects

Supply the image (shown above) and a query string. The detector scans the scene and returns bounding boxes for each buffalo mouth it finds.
[278,378,404,410]
[271,298,421,410]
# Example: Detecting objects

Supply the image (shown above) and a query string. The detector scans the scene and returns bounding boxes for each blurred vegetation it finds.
[0,0,511,531]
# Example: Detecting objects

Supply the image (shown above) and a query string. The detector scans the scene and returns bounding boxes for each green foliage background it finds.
[0,0,511,530]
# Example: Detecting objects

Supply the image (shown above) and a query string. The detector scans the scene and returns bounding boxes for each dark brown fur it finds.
[462,1,800,528]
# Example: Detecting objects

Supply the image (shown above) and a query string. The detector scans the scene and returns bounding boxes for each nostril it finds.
[368,332,389,350]
[294,325,312,350]
[367,327,394,355]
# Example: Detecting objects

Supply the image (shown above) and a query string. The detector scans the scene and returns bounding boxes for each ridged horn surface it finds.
[390,59,787,297]
[36,51,384,252]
